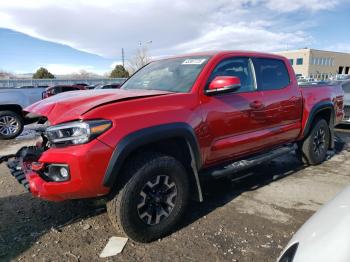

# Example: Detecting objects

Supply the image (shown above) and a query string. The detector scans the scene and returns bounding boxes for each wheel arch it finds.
[103,123,203,202]
[303,101,335,149]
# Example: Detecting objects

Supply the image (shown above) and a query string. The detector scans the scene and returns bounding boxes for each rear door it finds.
[252,57,303,147]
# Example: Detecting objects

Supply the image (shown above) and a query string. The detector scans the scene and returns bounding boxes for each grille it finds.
[344,105,350,120]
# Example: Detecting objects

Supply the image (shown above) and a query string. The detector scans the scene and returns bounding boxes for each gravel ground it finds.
[0,126,349,262]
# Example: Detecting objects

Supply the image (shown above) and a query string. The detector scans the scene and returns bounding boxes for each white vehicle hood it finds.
[279,186,350,262]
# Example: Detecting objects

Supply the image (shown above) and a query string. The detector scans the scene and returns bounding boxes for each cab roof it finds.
[158,50,287,61]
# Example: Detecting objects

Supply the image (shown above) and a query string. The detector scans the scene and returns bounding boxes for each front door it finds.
[201,57,267,166]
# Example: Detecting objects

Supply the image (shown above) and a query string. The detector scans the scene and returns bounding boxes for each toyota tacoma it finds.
[1,51,344,242]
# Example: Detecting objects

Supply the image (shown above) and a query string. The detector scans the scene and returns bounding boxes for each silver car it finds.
[278,186,350,262]
[0,87,44,139]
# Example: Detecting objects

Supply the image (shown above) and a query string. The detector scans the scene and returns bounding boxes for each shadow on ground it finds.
[177,135,347,233]
[0,194,105,261]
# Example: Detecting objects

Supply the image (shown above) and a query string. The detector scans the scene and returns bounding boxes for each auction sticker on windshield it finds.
[182,59,207,65]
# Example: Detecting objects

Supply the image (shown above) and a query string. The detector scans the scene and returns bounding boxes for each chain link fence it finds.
[0,78,126,88]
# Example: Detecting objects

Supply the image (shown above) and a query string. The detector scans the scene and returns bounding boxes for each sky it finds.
[0,0,349,75]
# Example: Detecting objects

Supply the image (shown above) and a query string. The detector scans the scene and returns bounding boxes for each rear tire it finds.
[0,111,24,140]
[300,118,330,165]
[107,152,190,242]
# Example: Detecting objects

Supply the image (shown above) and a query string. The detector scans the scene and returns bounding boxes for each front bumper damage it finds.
[1,143,113,202]
[1,120,113,201]
[0,146,43,191]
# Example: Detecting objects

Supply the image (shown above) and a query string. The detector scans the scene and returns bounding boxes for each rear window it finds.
[254,58,290,91]
[61,86,78,92]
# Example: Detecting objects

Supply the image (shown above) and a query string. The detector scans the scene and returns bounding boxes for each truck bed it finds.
[300,83,344,129]
[0,88,44,108]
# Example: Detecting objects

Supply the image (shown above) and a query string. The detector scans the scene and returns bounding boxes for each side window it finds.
[254,58,290,91]
[208,57,255,92]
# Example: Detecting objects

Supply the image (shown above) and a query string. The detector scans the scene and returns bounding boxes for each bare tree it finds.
[77,69,91,79]
[127,46,151,74]
[66,70,100,79]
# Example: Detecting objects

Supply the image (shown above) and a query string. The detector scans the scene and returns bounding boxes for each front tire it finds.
[300,118,330,165]
[0,111,24,140]
[107,152,190,242]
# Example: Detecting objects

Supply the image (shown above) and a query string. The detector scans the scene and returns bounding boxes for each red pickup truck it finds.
[4,51,344,242]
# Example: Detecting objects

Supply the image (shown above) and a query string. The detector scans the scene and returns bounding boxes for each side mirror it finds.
[205,76,241,95]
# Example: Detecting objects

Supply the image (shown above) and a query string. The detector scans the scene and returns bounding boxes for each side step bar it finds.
[201,144,297,179]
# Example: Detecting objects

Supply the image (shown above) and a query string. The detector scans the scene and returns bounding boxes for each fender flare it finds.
[103,122,203,201]
[302,101,335,148]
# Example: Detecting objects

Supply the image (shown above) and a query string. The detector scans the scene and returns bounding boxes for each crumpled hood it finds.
[25,89,171,125]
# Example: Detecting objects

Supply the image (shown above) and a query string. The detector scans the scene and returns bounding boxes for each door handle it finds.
[250,100,264,109]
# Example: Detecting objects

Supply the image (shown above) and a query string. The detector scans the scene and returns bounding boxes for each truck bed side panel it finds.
[299,85,344,139]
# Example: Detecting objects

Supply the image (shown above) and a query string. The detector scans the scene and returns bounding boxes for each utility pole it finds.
[122,48,125,68]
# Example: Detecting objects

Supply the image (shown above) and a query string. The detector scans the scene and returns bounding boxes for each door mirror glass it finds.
[206,76,241,95]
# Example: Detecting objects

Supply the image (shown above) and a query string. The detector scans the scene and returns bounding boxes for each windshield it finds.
[122,56,210,92]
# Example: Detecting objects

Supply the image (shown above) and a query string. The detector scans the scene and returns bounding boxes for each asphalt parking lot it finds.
[0,126,349,262]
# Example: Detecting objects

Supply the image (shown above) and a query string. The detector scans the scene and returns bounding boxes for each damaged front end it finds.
[1,89,137,200]
[0,125,48,191]
[1,117,113,201]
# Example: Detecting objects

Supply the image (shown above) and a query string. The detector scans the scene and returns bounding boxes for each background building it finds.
[276,48,350,80]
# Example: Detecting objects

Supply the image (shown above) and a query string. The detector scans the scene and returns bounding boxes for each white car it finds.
[278,186,350,262]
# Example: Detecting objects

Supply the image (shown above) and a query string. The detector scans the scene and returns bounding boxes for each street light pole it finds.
[122,48,125,68]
